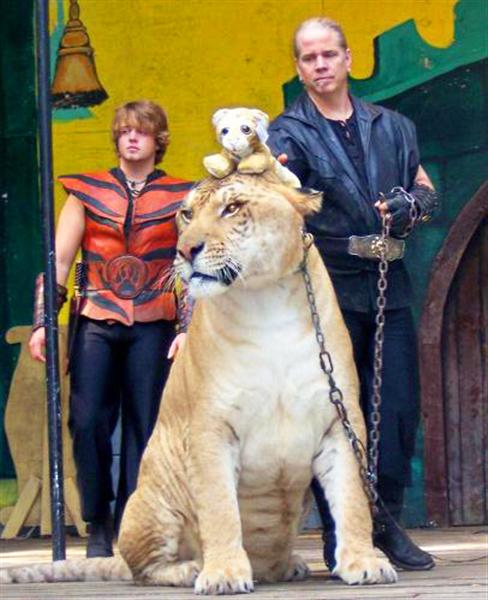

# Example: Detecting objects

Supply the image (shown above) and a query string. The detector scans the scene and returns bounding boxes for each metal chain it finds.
[301,195,412,514]
[300,234,378,511]
[368,211,391,488]
[390,186,419,238]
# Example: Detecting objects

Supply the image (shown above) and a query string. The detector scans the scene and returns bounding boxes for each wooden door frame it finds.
[419,182,488,526]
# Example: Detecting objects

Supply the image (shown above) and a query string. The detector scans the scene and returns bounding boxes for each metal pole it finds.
[35,0,66,561]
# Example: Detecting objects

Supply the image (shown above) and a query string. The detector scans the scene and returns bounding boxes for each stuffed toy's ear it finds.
[252,109,270,143]
[252,109,269,129]
[212,109,230,128]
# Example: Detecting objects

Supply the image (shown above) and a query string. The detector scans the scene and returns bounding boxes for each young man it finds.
[268,18,439,571]
[29,100,193,557]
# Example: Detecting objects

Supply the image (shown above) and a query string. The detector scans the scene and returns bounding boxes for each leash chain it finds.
[368,212,390,489]
[389,186,419,238]
[300,234,378,511]
[370,192,417,477]
[301,197,417,514]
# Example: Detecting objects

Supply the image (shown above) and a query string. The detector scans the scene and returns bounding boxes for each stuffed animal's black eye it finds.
[221,127,229,136]
[240,125,251,134]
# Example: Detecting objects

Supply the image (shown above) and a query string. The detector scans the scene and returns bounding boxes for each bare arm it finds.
[414,164,434,190]
[55,194,86,285]
[29,194,85,361]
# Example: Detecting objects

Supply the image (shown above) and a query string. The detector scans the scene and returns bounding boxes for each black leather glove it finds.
[381,184,439,236]
[411,183,440,222]
[380,188,417,236]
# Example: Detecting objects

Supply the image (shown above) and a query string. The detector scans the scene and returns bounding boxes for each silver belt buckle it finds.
[348,235,405,261]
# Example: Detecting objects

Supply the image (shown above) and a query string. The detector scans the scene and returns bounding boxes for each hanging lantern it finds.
[51,0,108,109]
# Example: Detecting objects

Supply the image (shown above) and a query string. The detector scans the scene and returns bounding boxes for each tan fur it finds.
[1,172,396,593]
[203,108,302,188]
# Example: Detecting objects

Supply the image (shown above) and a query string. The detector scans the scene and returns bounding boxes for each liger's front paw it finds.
[334,552,397,585]
[203,154,234,179]
[194,551,253,595]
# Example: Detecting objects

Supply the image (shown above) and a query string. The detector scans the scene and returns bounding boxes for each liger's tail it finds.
[0,556,131,584]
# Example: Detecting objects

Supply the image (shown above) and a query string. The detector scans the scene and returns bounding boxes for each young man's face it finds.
[117,126,157,164]
[295,25,351,98]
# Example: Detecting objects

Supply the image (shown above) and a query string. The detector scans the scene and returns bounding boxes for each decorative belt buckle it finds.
[104,255,148,299]
[370,235,386,259]
[348,235,405,261]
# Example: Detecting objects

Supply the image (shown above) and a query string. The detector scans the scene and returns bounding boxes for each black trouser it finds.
[68,317,175,530]
[313,307,420,528]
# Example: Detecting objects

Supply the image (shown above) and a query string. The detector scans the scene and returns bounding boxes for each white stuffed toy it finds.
[203,107,301,188]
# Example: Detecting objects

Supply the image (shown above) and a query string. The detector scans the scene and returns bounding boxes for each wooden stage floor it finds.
[0,527,486,599]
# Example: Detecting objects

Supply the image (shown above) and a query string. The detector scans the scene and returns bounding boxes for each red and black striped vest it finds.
[58,169,193,325]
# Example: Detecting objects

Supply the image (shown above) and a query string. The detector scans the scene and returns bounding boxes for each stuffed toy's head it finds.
[212,108,270,159]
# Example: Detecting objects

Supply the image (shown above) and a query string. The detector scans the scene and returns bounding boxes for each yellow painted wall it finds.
[51,0,457,317]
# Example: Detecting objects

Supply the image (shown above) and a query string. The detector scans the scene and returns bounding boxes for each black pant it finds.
[68,317,175,530]
[313,307,419,527]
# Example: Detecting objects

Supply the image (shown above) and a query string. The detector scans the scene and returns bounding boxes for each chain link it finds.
[301,195,412,516]
[300,240,379,512]
[368,211,391,491]
[389,186,419,238]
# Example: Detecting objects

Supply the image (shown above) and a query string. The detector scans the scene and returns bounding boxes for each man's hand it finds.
[375,190,411,234]
[276,153,288,165]
[374,199,392,219]
[167,332,187,359]
[29,327,46,363]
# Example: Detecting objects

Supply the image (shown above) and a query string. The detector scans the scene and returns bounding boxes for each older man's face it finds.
[295,25,351,98]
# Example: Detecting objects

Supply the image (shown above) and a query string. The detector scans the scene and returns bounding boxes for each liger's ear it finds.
[282,186,323,216]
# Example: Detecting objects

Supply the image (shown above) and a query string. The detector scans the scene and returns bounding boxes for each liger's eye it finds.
[179,208,193,223]
[222,202,242,217]
[240,125,252,134]
[221,127,229,136]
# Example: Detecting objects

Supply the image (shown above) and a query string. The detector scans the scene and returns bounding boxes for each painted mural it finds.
[51,0,108,109]
[1,0,486,528]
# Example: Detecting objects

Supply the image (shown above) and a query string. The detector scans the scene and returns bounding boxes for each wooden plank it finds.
[481,218,488,524]
[443,283,463,524]
[1,476,41,539]
[455,227,485,524]
[1,529,487,599]
[419,182,488,525]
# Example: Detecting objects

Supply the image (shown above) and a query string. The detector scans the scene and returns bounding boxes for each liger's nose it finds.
[178,242,205,261]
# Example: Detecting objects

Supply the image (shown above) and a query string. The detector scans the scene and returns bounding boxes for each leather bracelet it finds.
[31,273,68,332]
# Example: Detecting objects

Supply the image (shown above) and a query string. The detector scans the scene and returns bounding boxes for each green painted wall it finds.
[0,0,42,477]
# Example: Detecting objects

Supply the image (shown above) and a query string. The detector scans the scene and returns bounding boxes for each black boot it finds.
[86,517,114,558]
[373,510,434,571]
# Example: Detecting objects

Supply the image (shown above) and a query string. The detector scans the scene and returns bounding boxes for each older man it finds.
[269,18,438,571]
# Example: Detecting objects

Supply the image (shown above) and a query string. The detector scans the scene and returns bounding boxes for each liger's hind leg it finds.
[118,488,200,587]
